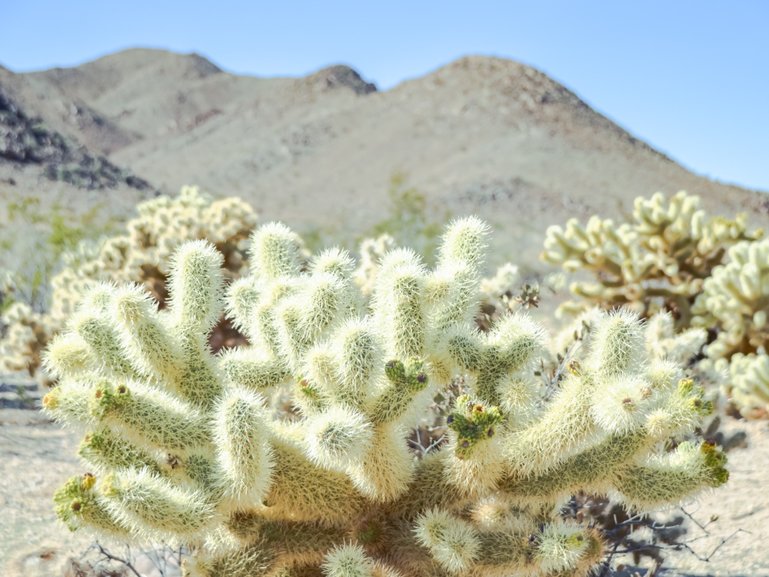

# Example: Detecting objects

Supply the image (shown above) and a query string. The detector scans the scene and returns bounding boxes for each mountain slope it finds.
[1,50,765,269]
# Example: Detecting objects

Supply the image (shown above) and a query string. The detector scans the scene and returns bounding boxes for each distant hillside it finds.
[1,48,766,271]
[0,85,150,191]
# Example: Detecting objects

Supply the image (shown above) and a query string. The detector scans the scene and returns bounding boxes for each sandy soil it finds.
[657,417,769,577]
[0,408,93,576]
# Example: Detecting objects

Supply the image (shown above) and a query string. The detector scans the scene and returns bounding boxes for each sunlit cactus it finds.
[51,185,257,321]
[719,353,769,418]
[687,237,769,417]
[542,191,761,323]
[44,218,725,577]
[552,307,707,372]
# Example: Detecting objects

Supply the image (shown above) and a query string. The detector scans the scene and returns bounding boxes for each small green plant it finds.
[2,195,118,310]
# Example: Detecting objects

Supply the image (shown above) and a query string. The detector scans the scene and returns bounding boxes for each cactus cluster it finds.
[720,353,769,418]
[0,301,51,378]
[0,186,258,382]
[543,191,769,417]
[692,238,769,415]
[543,191,760,323]
[43,218,726,577]
[50,185,257,321]
[553,309,707,371]
[692,237,769,359]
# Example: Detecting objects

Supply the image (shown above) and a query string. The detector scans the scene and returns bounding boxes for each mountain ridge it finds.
[1,48,765,272]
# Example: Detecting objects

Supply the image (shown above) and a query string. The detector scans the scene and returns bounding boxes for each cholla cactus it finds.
[692,237,769,360]
[51,185,257,321]
[543,191,761,323]
[690,238,769,416]
[353,233,397,297]
[644,312,708,367]
[0,301,53,379]
[478,262,521,315]
[477,265,566,332]
[720,354,769,418]
[43,218,726,577]
[553,309,707,370]
[1,186,258,382]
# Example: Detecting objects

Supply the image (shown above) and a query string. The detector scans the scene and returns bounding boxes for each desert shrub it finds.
[43,218,725,577]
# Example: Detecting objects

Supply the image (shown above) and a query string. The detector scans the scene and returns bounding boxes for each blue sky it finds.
[2,1,768,192]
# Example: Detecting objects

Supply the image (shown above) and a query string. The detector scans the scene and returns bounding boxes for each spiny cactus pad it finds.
[44,218,726,577]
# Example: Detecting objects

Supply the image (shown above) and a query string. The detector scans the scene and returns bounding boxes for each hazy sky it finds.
[2,1,767,192]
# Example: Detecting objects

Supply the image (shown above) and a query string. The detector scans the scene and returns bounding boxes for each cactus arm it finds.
[500,429,649,499]
[78,427,162,475]
[368,359,429,425]
[219,348,289,391]
[92,381,211,452]
[612,441,729,509]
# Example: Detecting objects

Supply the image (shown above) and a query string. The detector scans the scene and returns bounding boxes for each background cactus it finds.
[49,185,257,323]
[43,218,726,577]
[0,301,52,380]
[721,354,769,418]
[692,237,769,360]
[542,191,761,324]
[0,186,258,383]
[691,238,769,416]
[353,233,396,297]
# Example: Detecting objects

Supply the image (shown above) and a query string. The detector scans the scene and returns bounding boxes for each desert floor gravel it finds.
[1,405,767,577]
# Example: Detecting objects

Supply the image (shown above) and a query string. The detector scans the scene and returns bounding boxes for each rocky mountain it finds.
[0,86,150,191]
[1,48,766,270]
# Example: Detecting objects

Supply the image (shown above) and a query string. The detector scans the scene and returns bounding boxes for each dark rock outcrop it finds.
[0,86,151,191]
